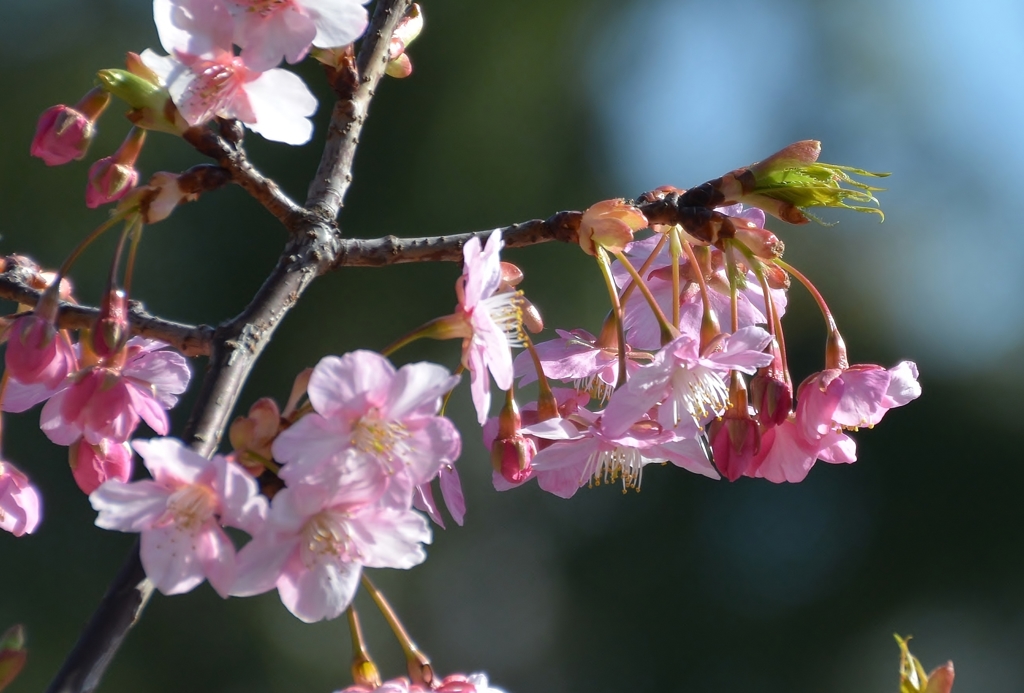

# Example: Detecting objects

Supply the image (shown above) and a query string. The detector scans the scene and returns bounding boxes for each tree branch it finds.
[0,261,213,357]
[332,211,583,267]
[182,124,313,232]
[45,2,410,691]
[306,0,413,220]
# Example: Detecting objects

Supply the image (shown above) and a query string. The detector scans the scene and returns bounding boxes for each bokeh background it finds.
[2,0,1023,691]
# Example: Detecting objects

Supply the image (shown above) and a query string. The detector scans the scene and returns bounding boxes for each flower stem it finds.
[346,606,381,689]
[595,248,629,389]
[360,574,434,686]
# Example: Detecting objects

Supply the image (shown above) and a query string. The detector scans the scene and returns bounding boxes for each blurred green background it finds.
[2,0,1023,691]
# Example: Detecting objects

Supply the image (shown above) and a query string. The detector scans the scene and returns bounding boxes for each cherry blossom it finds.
[40,338,191,446]
[231,461,430,623]
[451,230,523,425]
[601,326,774,438]
[144,0,319,145]
[227,0,371,72]
[512,327,648,403]
[0,461,42,537]
[525,408,717,498]
[90,438,267,597]
[337,672,506,693]
[751,417,857,484]
[272,351,461,499]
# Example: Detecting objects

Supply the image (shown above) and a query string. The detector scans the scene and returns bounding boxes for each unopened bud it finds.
[91,289,129,359]
[351,658,382,689]
[490,394,536,483]
[86,128,145,209]
[578,199,648,255]
[385,4,423,78]
[30,88,110,166]
[97,68,186,135]
[0,624,27,692]
[230,398,283,475]
[5,313,72,388]
[69,438,133,495]
[733,224,784,259]
[825,328,848,371]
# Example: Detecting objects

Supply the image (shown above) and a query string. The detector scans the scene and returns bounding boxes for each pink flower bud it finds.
[30,88,110,166]
[749,372,792,428]
[69,438,133,495]
[710,415,761,482]
[4,314,74,388]
[229,397,283,475]
[578,199,648,255]
[91,289,129,359]
[490,394,536,483]
[0,624,27,691]
[85,127,145,208]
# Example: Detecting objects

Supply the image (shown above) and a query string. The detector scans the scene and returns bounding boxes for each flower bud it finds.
[749,371,792,429]
[578,199,648,255]
[0,461,42,537]
[733,224,784,259]
[85,127,145,209]
[230,398,283,475]
[4,314,73,388]
[91,289,129,359]
[30,88,111,166]
[96,67,186,135]
[709,377,761,481]
[69,439,133,495]
[490,395,536,483]
[385,4,423,78]
[0,624,27,691]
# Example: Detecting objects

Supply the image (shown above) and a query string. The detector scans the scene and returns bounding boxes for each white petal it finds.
[244,68,317,145]
[90,480,169,532]
[302,0,370,48]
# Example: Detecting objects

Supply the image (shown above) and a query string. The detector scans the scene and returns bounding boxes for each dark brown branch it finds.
[45,3,410,691]
[306,0,413,220]
[332,211,583,267]
[182,126,313,232]
[0,262,212,357]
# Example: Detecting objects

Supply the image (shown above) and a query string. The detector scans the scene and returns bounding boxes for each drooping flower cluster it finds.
[84,351,461,623]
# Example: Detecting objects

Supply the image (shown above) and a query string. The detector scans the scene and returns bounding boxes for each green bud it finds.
[96,69,186,135]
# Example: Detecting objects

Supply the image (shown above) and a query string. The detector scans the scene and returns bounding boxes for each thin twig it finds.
[0,263,212,357]
[306,0,413,220]
[331,211,582,267]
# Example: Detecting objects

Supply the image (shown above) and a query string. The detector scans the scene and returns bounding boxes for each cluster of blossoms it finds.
[29,0,422,210]
[485,142,921,496]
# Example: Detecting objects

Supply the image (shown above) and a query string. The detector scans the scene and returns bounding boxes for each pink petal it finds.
[308,352,394,418]
[232,533,298,597]
[413,483,444,528]
[215,456,268,534]
[133,438,208,486]
[197,526,237,598]
[304,0,369,48]
[244,67,318,145]
[348,507,430,569]
[277,553,361,623]
[439,466,466,526]
[90,479,170,532]
[126,382,170,435]
[385,361,459,420]
[140,525,207,595]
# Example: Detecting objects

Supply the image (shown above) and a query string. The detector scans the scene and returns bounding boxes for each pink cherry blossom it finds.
[272,351,461,501]
[601,326,774,438]
[337,672,506,693]
[451,229,524,425]
[90,438,267,597]
[751,417,856,484]
[512,327,648,403]
[525,408,717,498]
[231,462,430,623]
[797,360,921,440]
[69,438,133,495]
[40,338,191,446]
[0,461,42,536]
[228,0,370,72]
[145,0,319,145]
